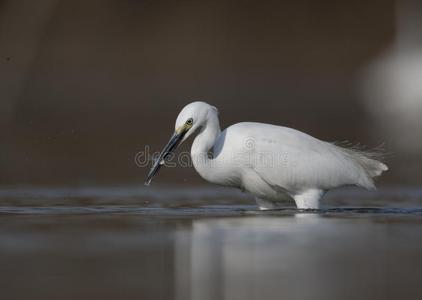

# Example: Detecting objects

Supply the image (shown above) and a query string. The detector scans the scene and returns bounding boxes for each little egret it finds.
[145,101,388,209]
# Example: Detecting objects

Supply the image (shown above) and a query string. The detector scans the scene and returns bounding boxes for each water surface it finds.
[1,186,422,300]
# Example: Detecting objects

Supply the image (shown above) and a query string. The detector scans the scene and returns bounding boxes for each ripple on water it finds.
[0,205,422,217]
[0,185,421,217]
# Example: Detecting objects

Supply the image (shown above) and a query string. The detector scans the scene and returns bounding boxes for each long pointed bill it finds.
[145,131,185,185]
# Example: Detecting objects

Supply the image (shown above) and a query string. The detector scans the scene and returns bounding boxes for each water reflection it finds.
[174,214,422,300]
[1,205,422,299]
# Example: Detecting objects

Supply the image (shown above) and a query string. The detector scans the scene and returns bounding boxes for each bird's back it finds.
[213,122,387,194]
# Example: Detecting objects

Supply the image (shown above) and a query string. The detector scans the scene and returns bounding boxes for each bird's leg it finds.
[293,189,324,209]
[255,197,278,211]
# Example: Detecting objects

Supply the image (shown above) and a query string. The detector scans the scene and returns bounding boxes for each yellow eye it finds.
[186,118,193,125]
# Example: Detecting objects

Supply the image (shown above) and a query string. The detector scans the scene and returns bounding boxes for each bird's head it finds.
[145,101,217,185]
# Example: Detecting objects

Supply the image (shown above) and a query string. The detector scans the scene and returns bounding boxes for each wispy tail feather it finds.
[333,142,389,189]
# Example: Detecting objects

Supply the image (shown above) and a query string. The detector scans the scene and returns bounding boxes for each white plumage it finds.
[146,101,388,209]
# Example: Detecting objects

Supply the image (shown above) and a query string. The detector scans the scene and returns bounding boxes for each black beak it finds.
[145,131,185,185]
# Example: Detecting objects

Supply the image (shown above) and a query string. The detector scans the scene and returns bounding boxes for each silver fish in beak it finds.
[144,130,186,185]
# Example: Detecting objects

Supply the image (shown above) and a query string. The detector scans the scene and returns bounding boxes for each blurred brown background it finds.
[0,0,420,186]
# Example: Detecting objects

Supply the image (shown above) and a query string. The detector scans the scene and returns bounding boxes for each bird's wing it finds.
[222,122,365,193]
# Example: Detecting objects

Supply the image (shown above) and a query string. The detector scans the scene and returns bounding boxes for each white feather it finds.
[172,102,389,209]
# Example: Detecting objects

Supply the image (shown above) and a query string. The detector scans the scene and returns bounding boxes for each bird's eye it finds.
[186,118,193,125]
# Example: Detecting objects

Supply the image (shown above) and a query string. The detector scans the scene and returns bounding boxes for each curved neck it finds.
[191,112,221,183]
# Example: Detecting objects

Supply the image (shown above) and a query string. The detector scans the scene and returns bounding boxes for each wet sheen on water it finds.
[1,186,422,300]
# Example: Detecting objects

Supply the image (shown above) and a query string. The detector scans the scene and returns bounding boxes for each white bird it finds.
[145,101,388,209]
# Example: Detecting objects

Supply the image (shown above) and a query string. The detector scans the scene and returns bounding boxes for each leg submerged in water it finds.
[293,189,324,209]
[255,197,278,210]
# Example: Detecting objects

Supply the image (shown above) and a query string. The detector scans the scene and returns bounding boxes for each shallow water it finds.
[1,186,422,300]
